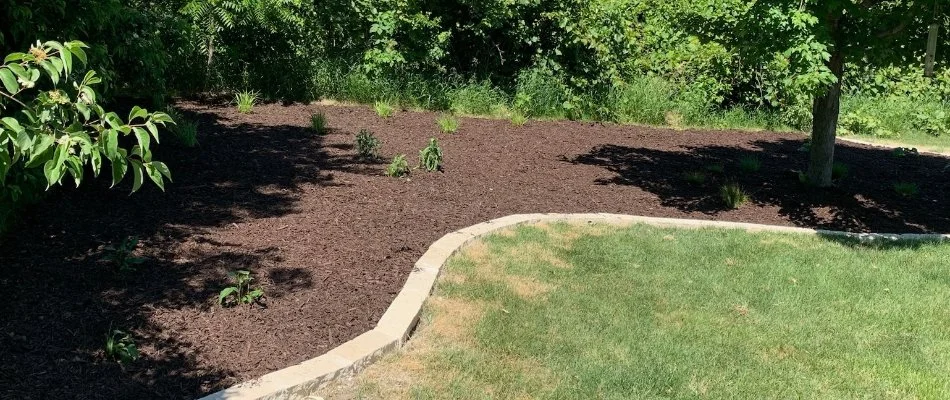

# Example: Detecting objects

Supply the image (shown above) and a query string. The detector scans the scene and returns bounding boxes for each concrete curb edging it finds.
[199,213,950,400]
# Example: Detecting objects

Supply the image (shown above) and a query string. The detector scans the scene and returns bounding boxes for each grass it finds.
[436,113,459,134]
[374,101,395,118]
[310,112,327,134]
[719,183,749,209]
[323,223,950,399]
[839,95,950,153]
[738,155,761,173]
[235,90,259,114]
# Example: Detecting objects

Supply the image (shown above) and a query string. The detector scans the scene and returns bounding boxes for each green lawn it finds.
[322,223,950,399]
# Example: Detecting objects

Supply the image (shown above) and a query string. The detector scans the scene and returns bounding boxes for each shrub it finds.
[374,101,394,118]
[419,138,443,172]
[893,182,919,198]
[102,236,147,272]
[385,154,411,177]
[437,114,459,134]
[892,147,919,157]
[356,129,381,159]
[104,328,139,363]
[832,162,849,181]
[838,112,896,138]
[913,110,950,137]
[310,112,327,134]
[738,156,761,173]
[235,90,259,114]
[683,171,706,185]
[510,112,528,126]
[218,270,264,307]
[0,40,173,197]
[720,183,748,209]
[447,81,509,115]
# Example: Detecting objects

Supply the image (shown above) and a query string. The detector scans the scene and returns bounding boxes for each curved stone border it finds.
[200,214,949,400]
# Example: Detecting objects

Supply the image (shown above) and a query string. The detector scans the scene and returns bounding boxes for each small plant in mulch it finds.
[832,162,849,181]
[104,327,139,364]
[892,147,919,158]
[235,90,259,114]
[893,182,919,198]
[437,113,459,134]
[218,270,265,307]
[720,183,748,209]
[705,163,725,174]
[356,129,381,160]
[374,101,394,118]
[738,155,761,173]
[102,236,146,273]
[683,171,707,185]
[386,154,411,177]
[311,112,328,134]
[419,138,444,172]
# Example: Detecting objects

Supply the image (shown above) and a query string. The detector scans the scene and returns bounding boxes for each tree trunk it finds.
[807,49,844,187]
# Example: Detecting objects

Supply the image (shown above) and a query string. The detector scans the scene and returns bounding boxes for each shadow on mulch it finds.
[568,139,950,234]
[0,109,374,399]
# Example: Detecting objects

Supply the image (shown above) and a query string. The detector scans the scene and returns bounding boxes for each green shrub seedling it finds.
[311,112,328,134]
[893,182,919,198]
[356,129,381,159]
[103,237,147,272]
[386,154,411,177]
[218,270,264,307]
[104,328,139,363]
[419,138,444,172]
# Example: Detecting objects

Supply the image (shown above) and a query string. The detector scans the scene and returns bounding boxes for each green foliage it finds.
[385,154,410,177]
[355,129,381,159]
[164,107,199,148]
[374,101,394,118]
[102,236,147,273]
[235,90,258,114]
[104,328,139,363]
[436,114,458,134]
[218,270,264,307]
[914,110,950,137]
[893,182,919,198]
[683,171,706,185]
[510,112,528,127]
[892,147,919,158]
[418,138,443,172]
[838,112,895,138]
[738,156,761,174]
[0,40,173,197]
[310,112,328,134]
[719,183,748,209]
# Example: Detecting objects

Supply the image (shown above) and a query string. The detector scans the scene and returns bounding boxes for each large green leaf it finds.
[130,159,144,193]
[110,156,128,188]
[0,68,18,94]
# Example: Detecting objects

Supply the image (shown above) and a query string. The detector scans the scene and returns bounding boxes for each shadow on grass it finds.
[0,107,381,399]
[567,138,950,234]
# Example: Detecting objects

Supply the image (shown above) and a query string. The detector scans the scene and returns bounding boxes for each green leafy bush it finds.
[311,112,328,134]
[893,182,919,198]
[374,101,394,118]
[0,40,173,197]
[355,129,381,159]
[418,138,443,172]
[385,154,410,177]
[720,183,748,209]
[892,147,919,158]
[104,328,139,363]
[832,162,849,181]
[437,114,458,134]
[913,110,950,137]
[235,90,258,114]
[218,270,264,307]
[838,112,896,138]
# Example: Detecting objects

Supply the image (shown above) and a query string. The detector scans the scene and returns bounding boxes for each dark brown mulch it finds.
[1,101,948,400]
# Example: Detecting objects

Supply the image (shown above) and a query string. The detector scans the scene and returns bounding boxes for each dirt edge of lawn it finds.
[200,213,950,400]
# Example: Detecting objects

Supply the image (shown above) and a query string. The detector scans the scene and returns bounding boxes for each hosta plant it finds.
[0,40,173,194]
[419,138,443,172]
[218,270,264,307]
[103,236,147,272]
[104,328,139,363]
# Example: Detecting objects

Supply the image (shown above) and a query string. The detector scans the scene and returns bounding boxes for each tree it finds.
[673,0,947,186]
[0,40,173,198]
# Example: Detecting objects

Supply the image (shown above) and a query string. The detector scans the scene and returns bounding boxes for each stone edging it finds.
[199,213,950,400]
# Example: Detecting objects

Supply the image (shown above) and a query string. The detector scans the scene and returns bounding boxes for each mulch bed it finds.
[1,101,948,399]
